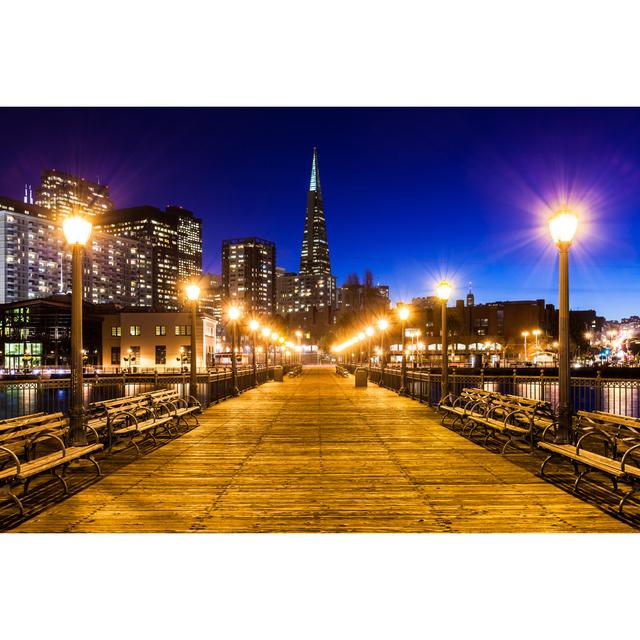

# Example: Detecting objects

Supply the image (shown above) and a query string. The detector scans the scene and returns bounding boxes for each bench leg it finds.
[88,455,102,477]
[5,485,25,516]
[573,467,592,492]
[53,467,69,494]
[539,454,556,477]
[618,486,637,514]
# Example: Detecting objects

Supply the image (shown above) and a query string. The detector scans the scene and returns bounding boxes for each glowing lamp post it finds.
[261,326,271,368]
[521,331,530,362]
[185,283,200,401]
[549,207,578,442]
[278,336,285,365]
[365,326,374,372]
[249,319,260,387]
[62,215,92,446]
[436,281,452,401]
[228,305,241,396]
[397,306,410,395]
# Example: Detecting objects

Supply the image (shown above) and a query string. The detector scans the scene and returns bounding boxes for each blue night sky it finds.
[0,107,639,320]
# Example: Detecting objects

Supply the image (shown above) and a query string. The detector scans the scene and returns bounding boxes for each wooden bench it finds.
[0,412,69,466]
[288,365,303,378]
[147,390,201,429]
[0,416,102,515]
[538,425,640,513]
[437,388,494,429]
[335,365,349,378]
[108,403,175,455]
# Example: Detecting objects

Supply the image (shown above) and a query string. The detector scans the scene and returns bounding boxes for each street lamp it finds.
[228,305,241,396]
[185,283,200,401]
[271,331,279,367]
[261,326,271,368]
[365,326,374,372]
[397,305,410,395]
[278,336,285,365]
[249,319,260,387]
[521,330,530,362]
[549,207,578,442]
[436,281,452,402]
[377,318,389,370]
[62,214,92,445]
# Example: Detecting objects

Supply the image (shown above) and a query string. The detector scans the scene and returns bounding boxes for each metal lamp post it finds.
[185,283,201,401]
[278,336,285,365]
[228,305,241,396]
[436,281,452,402]
[549,208,578,443]
[62,214,92,446]
[249,319,260,387]
[397,306,410,395]
[365,326,374,373]
[521,331,529,363]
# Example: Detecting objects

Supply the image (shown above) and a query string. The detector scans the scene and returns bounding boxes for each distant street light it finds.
[365,326,374,372]
[249,319,260,387]
[521,330,530,362]
[185,283,200,401]
[62,214,92,445]
[549,207,578,442]
[377,318,389,373]
[228,305,241,396]
[261,326,271,368]
[397,305,410,395]
[436,281,452,401]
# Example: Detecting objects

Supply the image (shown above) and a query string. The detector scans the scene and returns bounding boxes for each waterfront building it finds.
[0,197,153,307]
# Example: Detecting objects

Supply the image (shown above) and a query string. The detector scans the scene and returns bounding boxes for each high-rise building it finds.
[276,271,300,315]
[0,196,152,307]
[96,205,202,311]
[297,148,336,314]
[169,206,203,281]
[200,273,223,320]
[221,237,276,315]
[35,169,113,220]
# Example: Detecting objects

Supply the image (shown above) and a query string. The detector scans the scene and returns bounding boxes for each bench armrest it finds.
[621,443,640,472]
[30,432,66,458]
[0,445,21,474]
[186,395,202,409]
[576,428,615,456]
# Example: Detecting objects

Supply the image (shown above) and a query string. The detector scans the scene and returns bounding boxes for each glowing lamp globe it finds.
[398,307,410,321]
[271,332,279,341]
[249,319,260,332]
[548,209,578,246]
[262,327,271,338]
[185,284,200,301]
[62,215,92,246]
[436,281,452,301]
[228,306,241,321]
[365,326,374,337]
[378,319,389,331]
[358,332,365,341]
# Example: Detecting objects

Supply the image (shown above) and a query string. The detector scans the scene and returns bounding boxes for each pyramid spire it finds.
[309,146,321,193]
[299,147,331,276]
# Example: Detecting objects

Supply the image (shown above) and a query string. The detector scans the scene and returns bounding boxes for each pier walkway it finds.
[12,366,633,532]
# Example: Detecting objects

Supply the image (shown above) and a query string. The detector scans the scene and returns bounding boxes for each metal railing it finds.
[347,365,640,418]
[0,364,293,420]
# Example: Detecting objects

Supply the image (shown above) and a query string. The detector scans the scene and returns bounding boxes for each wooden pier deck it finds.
[11,366,634,532]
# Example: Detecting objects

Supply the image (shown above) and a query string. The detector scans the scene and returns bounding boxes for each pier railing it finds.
[0,364,293,420]
[345,365,640,418]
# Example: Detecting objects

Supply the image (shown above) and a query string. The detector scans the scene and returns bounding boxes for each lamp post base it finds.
[69,410,87,446]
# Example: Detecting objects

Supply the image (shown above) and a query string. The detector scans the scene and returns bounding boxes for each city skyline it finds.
[1,108,639,319]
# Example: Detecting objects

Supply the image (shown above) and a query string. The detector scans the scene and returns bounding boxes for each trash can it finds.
[274,366,284,382]
[355,368,368,387]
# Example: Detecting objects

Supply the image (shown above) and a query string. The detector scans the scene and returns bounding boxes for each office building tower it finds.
[0,197,152,307]
[35,169,113,220]
[96,205,202,310]
[221,237,276,315]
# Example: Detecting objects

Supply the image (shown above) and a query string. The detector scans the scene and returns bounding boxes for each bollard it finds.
[274,366,284,382]
[355,368,368,388]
